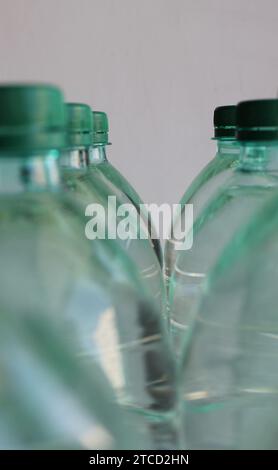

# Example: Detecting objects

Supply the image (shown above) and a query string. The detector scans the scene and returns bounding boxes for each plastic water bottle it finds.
[91,111,163,266]
[165,105,239,290]
[0,84,144,450]
[88,110,165,313]
[59,103,178,448]
[62,103,167,320]
[169,99,278,357]
[0,309,145,449]
[181,189,278,449]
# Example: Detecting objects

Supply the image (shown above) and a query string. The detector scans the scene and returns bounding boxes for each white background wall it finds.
[0,0,278,207]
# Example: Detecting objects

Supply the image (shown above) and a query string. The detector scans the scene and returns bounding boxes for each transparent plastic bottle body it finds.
[169,143,278,357]
[6,152,178,449]
[164,140,240,289]
[90,145,163,267]
[0,308,139,450]
[181,190,278,449]
[62,148,167,322]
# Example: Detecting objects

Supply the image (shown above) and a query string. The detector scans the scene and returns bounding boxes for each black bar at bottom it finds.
[0,450,275,467]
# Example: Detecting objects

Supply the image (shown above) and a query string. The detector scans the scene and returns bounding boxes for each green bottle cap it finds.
[0,84,66,151]
[237,99,278,141]
[92,111,109,145]
[213,105,236,139]
[66,103,93,148]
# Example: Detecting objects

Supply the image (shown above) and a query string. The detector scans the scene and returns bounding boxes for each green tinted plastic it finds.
[66,103,93,148]
[213,105,236,139]
[237,99,278,141]
[92,111,109,145]
[0,84,66,151]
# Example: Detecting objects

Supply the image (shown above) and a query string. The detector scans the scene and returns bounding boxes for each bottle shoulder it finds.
[172,171,278,277]
[94,161,144,206]
[179,154,239,207]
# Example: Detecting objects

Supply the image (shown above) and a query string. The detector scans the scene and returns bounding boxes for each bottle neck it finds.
[0,150,61,194]
[60,147,90,170]
[239,142,278,171]
[216,139,239,157]
[89,145,108,164]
